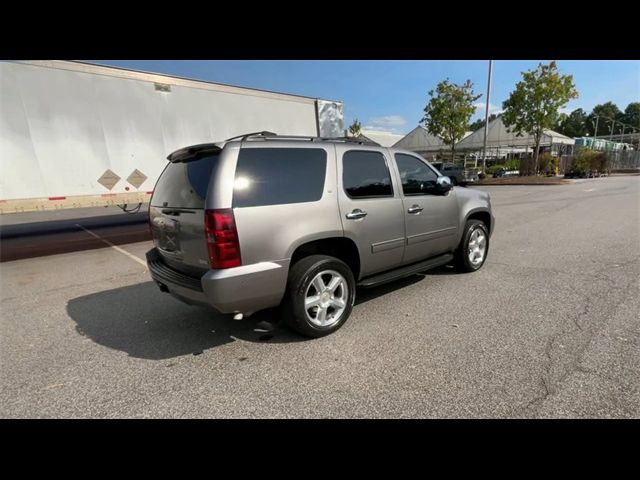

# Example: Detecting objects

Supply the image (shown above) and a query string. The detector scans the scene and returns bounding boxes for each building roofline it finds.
[12,60,343,105]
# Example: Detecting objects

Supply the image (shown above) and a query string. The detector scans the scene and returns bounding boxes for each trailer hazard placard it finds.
[126,169,147,189]
[97,169,121,190]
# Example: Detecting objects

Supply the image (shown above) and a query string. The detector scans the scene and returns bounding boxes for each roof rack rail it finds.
[225,132,380,146]
[224,131,277,142]
[324,136,381,146]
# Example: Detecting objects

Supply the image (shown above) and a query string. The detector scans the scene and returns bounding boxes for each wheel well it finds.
[290,237,360,279]
[467,211,491,233]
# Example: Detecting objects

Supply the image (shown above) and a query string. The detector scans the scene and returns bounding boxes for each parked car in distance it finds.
[432,162,480,185]
[493,168,520,178]
[147,132,494,338]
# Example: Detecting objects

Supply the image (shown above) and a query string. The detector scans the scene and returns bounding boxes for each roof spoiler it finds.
[166,132,275,162]
[167,143,222,162]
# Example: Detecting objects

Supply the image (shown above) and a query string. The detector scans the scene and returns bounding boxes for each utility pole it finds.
[593,115,599,147]
[481,60,493,174]
[609,118,615,141]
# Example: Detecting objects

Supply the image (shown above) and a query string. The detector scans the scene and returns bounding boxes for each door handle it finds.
[346,209,368,220]
[407,205,424,214]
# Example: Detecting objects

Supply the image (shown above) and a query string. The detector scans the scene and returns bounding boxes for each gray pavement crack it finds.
[522,258,640,416]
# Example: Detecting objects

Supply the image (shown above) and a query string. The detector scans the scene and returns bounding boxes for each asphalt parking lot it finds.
[1,175,638,418]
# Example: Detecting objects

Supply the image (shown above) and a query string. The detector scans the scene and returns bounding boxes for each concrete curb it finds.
[474,182,570,186]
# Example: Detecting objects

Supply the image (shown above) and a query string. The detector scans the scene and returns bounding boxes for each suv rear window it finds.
[233,148,327,208]
[151,154,219,209]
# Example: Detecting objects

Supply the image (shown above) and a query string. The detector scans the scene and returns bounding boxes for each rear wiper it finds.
[161,208,196,215]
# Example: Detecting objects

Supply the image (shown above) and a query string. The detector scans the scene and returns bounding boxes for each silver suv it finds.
[147,132,494,337]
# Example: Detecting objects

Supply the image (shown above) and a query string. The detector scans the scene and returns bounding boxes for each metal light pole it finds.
[481,60,493,173]
[609,118,615,141]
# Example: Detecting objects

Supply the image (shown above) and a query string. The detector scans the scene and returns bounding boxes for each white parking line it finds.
[584,188,597,192]
[75,224,147,267]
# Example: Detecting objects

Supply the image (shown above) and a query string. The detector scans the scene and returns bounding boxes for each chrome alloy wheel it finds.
[467,228,487,266]
[304,270,349,327]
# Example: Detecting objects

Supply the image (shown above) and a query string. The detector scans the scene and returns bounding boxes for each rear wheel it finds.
[454,219,489,272]
[282,255,356,338]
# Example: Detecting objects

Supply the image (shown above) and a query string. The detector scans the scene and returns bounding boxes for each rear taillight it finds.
[204,208,241,269]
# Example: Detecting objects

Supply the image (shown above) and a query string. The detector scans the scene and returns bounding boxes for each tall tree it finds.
[587,102,623,136]
[556,108,588,137]
[502,61,578,174]
[348,118,362,137]
[469,113,498,132]
[421,79,480,163]
[622,102,640,130]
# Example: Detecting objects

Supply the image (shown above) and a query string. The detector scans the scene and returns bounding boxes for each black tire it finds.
[450,177,458,186]
[454,219,490,272]
[282,255,356,338]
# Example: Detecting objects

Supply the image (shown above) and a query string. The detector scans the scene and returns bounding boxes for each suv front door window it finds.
[394,153,459,263]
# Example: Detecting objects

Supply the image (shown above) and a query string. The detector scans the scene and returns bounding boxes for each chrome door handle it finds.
[346,209,368,220]
[407,205,424,214]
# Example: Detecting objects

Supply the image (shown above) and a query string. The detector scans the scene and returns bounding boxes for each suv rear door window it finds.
[151,154,219,208]
[342,150,393,198]
[233,148,327,208]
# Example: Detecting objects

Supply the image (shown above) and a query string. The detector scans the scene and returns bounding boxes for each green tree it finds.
[348,118,362,137]
[556,108,588,137]
[421,79,480,163]
[587,102,622,136]
[469,113,498,132]
[502,61,578,174]
[622,102,640,130]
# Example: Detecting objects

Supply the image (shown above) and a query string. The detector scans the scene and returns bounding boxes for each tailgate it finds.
[149,151,220,277]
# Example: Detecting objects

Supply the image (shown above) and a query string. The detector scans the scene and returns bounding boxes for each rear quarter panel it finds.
[226,143,343,266]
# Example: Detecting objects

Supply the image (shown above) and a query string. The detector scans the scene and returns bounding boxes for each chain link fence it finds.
[559,149,640,174]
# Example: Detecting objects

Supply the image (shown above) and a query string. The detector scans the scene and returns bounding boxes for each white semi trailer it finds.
[0,60,344,213]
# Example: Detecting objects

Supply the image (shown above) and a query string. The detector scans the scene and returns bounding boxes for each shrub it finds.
[520,156,535,176]
[538,153,559,176]
[590,151,609,172]
[485,165,503,175]
[568,149,610,176]
[504,159,520,171]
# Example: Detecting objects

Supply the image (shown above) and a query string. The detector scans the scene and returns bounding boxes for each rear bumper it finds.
[146,248,289,315]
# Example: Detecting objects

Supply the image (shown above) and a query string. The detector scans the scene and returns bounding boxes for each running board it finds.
[357,253,454,288]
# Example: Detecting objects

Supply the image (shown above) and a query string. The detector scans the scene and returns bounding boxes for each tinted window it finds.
[233,148,327,208]
[342,150,393,198]
[395,154,439,195]
[151,154,219,208]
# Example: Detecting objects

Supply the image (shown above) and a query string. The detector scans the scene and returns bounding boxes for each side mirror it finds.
[435,176,453,194]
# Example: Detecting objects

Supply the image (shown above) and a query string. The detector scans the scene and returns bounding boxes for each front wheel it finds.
[454,219,489,272]
[282,255,356,338]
